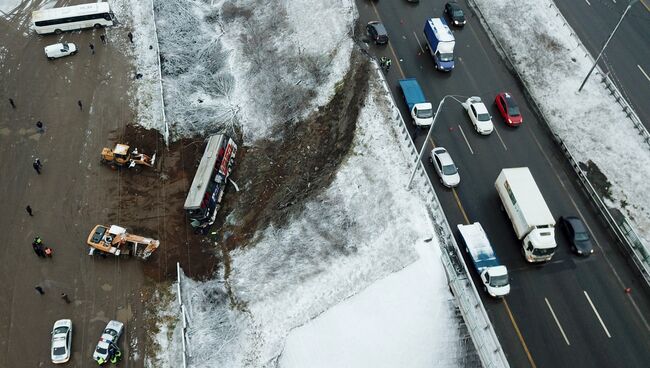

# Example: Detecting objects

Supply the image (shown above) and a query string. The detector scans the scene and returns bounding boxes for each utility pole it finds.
[407,95,465,189]
[578,0,637,92]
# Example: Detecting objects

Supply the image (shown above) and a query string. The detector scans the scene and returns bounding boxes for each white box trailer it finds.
[495,167,557,262]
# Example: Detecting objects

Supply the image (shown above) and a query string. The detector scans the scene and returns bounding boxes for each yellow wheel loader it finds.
[101,143,156,170]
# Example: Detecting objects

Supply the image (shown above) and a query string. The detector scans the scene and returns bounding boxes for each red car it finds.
[495,92,522,126]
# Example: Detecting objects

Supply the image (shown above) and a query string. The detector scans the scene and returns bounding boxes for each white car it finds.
[51,319,72,364]
[44,42,77,60]
[92,320,124,363]
[462,96,494,135]
[430,147,460,187]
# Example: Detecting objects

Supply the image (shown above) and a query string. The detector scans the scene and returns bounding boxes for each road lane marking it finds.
[584,291,612,338]
[413,31,425,54]
[493,126,508,150]
[545,298,571,346]
[369,2,405,79]
[638,65,650,82]
[457,125,475,154]
[585,0,591,6]
[451,188,470,224]
[504,299,538,368]
[642,0,650,13]
[526,126,650,333]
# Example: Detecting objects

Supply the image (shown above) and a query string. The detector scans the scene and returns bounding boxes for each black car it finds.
[559,216,594,256]
[444,2,466,27]
[366,21,389,45]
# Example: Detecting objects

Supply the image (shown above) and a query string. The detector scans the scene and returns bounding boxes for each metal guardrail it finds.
[467,0,650,288]
[150,0,169,146]
[176,262,189,368]
[557,141,650,286]
[545,1,650,150]
[376,64,509,368]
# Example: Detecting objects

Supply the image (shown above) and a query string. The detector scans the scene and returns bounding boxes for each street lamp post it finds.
[578,0,638,92]
[407,95,464,189]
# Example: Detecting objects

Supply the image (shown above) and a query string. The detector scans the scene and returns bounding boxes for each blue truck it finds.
[457,223,510,297]
[398,78,434,127]
[423,18,455,71]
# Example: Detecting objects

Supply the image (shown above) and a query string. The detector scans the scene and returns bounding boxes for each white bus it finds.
[32,2,115,35]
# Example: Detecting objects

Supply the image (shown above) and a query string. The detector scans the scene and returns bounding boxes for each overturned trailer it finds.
[184,134,237,232]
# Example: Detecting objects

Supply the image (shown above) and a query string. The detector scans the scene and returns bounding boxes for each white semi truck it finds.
[495,167,557,262]
[457,223,510,297]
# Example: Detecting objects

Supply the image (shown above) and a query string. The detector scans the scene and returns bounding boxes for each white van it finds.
[44,43,77,60]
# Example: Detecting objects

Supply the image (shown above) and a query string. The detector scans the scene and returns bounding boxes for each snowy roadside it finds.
[472,0,650,243]
[148,74,461,367]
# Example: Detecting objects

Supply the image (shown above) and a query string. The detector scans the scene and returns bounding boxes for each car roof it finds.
[500,92,518,107]
[433,148,454,165]
[565,216,586,232]
[369,22,387,35]
[472,101,489,114]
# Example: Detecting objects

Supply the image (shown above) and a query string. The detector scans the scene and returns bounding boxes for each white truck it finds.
[457,223,510,297]
[495,167,557,262]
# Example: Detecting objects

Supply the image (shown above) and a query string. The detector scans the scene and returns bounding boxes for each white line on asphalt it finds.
[493,126,508,150]
[585,0,592,6]
[457,125,474,154]
[584,291,612,338]
[545,298,571,346]
[413,31,425,54]
[638,65,650,82]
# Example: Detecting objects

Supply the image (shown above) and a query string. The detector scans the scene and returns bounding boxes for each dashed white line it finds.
[638,65,650,82]
[545,298,571,346]
[413,31,425,54]
[493,126,508,150]
[584,291,612,338]
[457,125,474,154]
[585,0,592,5]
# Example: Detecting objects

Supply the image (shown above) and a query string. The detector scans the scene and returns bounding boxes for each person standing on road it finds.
[35,158,42,168]
[33,161,41,174]
[32,243,42,257]
[26,205,33,216]
[100,34,106,44]
[61,293,71,303]
[9,98,15,108]
[127,31,133,43]
[89,43,95,55]
[77,100,83,111]
[36,121,45,133]
[35,286,44,295]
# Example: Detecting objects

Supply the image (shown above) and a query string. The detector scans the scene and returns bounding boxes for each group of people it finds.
[32,236,52,258]
[96,343,122,365]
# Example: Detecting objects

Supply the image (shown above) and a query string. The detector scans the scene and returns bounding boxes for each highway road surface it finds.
[555,0,650,127]
[356,0,650,367]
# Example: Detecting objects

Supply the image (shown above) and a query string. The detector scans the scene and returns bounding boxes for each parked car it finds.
[462,96,494,135]
[444,2,466,27]
[366,21,389,45]
[559,216,594,256]
[430,147,460,187]
[44,42,77,60]
[51,319,72,364]
[495,92,523,126]
[93,320,124,363]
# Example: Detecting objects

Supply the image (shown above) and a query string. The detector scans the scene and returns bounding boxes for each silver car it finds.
[51,319,72,364]
[430,147,460,187]
[92,320,124,362]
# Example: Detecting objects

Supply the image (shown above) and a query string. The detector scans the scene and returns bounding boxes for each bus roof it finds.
[184,134,226,210]
[32,2,111,22]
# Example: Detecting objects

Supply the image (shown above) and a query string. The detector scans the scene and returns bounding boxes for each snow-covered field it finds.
[278,240,462,368]
[150,77,462,367]
[472,0,650,243]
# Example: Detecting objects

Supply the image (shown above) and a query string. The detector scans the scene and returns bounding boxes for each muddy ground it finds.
[126,50,370,284]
